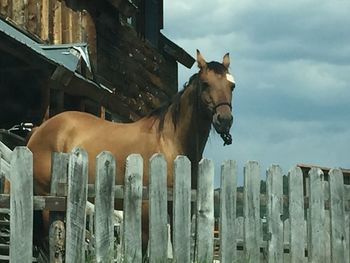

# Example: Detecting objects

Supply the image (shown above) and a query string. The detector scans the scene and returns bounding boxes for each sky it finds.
[162,0,350,185]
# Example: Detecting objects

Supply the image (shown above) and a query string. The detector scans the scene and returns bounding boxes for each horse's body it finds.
[21,50,236,250]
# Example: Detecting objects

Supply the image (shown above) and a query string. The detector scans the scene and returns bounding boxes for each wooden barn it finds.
[0,0,194,147]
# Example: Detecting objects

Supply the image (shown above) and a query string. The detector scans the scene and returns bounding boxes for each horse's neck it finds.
[165,83,211,187]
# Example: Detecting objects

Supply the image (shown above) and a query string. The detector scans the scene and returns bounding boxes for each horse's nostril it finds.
[217,114,222,122]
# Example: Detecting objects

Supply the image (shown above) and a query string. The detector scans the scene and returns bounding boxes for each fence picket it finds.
[308,167,326,262]
[3,147,350,263]
[328,168,347,263]
[266,165,283,262]
[196,159,214,263]
[9,147,33,263]
[65,148,89,263]
[94,151,116,263]
[244,161,260,263]
[149,153,168,262]
[123,154,143,263]
[219,160,237,263]
[288,166,305,263]
[49,152,69,263]
[173,155,191,263]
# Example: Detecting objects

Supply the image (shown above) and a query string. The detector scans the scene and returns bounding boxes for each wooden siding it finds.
[0,0,179,121]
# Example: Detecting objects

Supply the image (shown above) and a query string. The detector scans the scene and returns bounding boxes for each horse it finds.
[16,50,236,251]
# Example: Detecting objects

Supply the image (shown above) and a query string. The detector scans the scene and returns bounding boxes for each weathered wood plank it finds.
[266,165,283,262]
[196,159,214,263]
[123,154,143,262]
[49,220,65,263]
[27,0,40,35]
[173,156,191,263]
[219,160,237,263]
[288,166,305,263]
[0,141,12,164]
[0,194,66,210]
[94,152,116,263]
[149,153,168,262]
[328,168,347,263]
[9,147,33,263]
[0,0,10,16]
[65,148,88,263]
[244,161,260,263]
[49,152,69,263]
[308,167,326,262]
[53,0,62,44]
[12,0,26,27]
[0,157,10,180]
[50,152,69,196]
[40,0,50,41]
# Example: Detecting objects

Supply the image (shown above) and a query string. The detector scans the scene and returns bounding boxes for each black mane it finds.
[148,61,227,130]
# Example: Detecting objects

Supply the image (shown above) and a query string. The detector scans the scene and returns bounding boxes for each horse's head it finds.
[197,50,235,145]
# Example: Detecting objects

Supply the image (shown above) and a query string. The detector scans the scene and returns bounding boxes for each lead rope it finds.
[220,132,232,146]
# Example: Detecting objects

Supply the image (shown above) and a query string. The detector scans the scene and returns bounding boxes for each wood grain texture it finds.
[219,160,237,263]
[288,166,306,263]
[328,168,347,263]
[173,155,191,263]
[266,165,283,263]
[94,151,116,263]
[9,147,33,263]
[149,153,168,262]
[196,159,214,263]
[123,154,143,263]
[243,161,260,263]
[308,167,326,262]
[65,147,88,263]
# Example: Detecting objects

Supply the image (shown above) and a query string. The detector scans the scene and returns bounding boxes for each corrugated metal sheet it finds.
[0,17,92,76]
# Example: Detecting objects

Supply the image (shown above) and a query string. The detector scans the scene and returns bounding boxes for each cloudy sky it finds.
[162,0,350,184]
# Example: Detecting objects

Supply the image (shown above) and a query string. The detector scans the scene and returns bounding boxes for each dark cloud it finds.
[163,0,350,181]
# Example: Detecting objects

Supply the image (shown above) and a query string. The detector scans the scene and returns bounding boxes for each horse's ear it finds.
[223,53,230,69]
[197,49,207,70]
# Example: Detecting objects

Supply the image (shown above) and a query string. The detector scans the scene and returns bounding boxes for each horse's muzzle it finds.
[212,112,233,134]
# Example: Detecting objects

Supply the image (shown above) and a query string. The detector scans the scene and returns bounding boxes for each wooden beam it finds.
[105,0,137,17]
[0,194,66,211]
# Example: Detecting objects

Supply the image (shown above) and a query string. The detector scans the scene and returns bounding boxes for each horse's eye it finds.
[231,83,236,91]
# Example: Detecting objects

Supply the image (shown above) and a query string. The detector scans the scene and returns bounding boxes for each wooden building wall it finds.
[0,0,178,121]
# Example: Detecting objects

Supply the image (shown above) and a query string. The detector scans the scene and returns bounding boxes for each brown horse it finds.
[24,50,236,250]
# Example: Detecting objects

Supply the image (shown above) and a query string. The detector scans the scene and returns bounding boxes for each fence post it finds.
[196,158,214,263]
[123,154,143,262]
[308,167,326,262]
[9,147,33,263]
[49,152,69,263]
[219,160,237,263]
[266,165,283,262]
[65,147,88,263]
[94,151,116,263]
[288,166,305,263]
[173,155,191,263]
[243,161,260,263]
[149,153,168,262]
[328,168,347,263]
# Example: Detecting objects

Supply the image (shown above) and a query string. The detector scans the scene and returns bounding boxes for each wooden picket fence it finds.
[0,143,349,262]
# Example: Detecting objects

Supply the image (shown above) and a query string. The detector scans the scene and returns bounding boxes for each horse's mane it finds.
[148,61,227,131]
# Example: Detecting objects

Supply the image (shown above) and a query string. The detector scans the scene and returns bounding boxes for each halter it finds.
[198,77,233,146]
[212,102,233,146]
[213,102,232,113]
